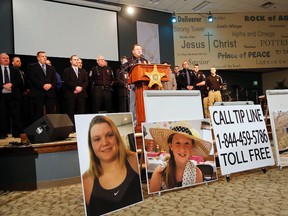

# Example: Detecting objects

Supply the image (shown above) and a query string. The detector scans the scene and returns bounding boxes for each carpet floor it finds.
[1,166,288,216]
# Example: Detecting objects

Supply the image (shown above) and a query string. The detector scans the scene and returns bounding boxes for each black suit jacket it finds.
[126,56,149,74]
[178,68,195,89]
[62,67,88,98]
[27,63,57,98]
[119,56,149,76]
[116,67,129,97]
[0,66,22,99]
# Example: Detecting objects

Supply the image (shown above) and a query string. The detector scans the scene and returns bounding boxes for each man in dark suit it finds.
[0,53,22,138]
[27,51,57,124]
[116,56,129,112]
[178,60,195,90]
[12,56,30,129]
[62,55,88,125]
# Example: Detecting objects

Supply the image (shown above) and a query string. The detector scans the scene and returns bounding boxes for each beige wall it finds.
[262,69,288,93]
[173,12,288,70]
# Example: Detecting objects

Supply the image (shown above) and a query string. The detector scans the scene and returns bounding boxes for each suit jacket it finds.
[27,63,57,98]
[162,72,177,90]
[116,67,129,96]
[178,68,195,89]
[127,56,148,65]
[62,67,88,98]
[0,65,22,99]
[15,68,30,93]
[121,56,149,74]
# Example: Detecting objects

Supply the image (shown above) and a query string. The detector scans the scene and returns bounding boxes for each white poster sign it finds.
[75,113,143,215]
[142,119,217,194]
[266,89,288,167]
[210,105,275,175]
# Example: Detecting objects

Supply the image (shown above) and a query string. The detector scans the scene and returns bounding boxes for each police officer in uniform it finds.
[122,44,149,125]
[206,66,223,117]
[192,63,206,98]
[90,55,114,113]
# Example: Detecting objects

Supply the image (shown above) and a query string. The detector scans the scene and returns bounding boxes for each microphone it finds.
[119,54,146,74]
[140,54,150,64]
[118,57,138,75]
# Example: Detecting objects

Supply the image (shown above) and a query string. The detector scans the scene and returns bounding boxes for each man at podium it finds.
[121,44,149,126]
[127,44,149,66]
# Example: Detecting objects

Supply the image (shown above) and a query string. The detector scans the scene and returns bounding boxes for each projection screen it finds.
[12,0,119,60]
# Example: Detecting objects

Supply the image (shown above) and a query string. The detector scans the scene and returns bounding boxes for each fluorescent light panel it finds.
[192,1,211,11]
[260,1,275,9]
[48,0,121,11]
[149,0,160,4]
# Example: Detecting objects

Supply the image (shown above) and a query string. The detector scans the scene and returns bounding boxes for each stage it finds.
[0,134,81,191]
[0,132,145,191]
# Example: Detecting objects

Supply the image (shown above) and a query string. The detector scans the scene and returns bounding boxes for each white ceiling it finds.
[93,0,288,14]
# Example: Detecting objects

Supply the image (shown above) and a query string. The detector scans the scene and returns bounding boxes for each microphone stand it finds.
[119,57,141,75]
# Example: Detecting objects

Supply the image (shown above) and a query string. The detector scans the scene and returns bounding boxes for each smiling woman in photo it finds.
[82,115,142,215]
[149,122,212,193]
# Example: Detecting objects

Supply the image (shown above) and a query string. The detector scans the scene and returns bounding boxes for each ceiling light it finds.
[192,1,211,11]
[208,11,214,23]
[171,12,177,23]
[127,6,135,14]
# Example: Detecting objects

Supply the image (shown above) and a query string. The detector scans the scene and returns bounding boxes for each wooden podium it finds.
[128,64,170,132]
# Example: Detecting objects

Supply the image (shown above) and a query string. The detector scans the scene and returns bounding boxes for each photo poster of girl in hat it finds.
[75,113,143,216]
[142,119,217,194]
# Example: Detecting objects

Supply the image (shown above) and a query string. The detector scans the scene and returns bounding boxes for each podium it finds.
[128,64,170,132]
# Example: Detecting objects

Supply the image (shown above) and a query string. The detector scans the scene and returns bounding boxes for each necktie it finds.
[186,69,190,85]
[4,67,10,84]
[42,64,46,76]
[20,70,25,85]
[75,68,78,78]
[138,58,141,63]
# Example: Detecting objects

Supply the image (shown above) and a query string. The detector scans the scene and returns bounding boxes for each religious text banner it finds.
[173,12,288,70]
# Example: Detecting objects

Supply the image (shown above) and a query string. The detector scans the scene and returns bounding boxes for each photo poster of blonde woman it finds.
[142,119,217,194]
[272,110,288,167]
[75,113,143,216]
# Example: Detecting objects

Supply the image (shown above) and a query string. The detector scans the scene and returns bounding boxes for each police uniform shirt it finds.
[206,74,223,91]
[91,66,113,87]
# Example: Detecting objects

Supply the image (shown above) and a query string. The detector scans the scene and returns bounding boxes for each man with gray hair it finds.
[0,53,22,138]
[89,55,114,113]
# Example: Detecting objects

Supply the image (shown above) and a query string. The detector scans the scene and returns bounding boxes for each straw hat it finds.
[149,122,212,157]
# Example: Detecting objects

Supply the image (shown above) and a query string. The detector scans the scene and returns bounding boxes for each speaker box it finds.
[24,114,74,143]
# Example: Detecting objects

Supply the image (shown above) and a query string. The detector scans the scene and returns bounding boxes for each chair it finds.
[190,155,204,164]
[197,164,214,181]
[127,133,136,152]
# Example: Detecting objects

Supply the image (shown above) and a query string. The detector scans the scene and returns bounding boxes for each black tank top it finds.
[87,159,143,215]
